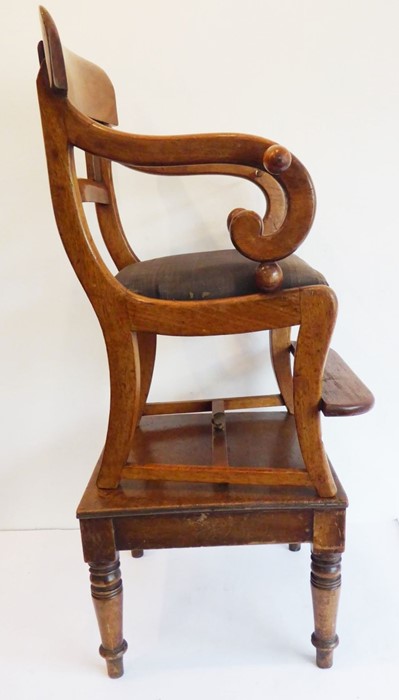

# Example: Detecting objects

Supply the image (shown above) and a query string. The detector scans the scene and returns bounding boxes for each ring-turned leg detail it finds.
[289,543,301,552]
[89,559,127,678]
[310,552,341,669]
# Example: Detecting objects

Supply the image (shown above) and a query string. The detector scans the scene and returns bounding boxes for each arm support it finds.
[65,106,316,267]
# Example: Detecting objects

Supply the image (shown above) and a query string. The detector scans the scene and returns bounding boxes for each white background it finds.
[0,2,397,528]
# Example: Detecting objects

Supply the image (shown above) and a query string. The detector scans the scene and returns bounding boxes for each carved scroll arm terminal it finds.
[65,109,316,291]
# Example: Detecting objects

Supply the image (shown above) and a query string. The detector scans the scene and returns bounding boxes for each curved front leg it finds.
[97,330,141,489]
[294,287,337,497]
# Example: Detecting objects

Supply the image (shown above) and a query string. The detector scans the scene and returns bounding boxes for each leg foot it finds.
[311,635,338,669]
[89,559,127,678]
[100,639,128,678]
[131,548,144,558]
[289,543,301,552]
[310,552,341,669]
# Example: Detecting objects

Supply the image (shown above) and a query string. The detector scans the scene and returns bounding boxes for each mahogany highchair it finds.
[37,7,373,678]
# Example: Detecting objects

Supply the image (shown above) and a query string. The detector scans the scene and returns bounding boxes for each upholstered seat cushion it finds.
[116,249,327,301]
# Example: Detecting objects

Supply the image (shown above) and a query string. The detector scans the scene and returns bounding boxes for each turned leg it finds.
[89,559,128,678]
[310,552,341,669]
[289,543,301,552]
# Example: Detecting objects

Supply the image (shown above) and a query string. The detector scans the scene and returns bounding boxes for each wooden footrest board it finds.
[291,344,374,416]
[121,411,311,487]
[77,412,348,520]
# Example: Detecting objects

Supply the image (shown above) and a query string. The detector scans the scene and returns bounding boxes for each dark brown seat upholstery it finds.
[116,249,327,301]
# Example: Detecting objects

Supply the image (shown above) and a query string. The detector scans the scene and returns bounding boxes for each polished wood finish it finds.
[291,343,375,417]
[293,287,338,497]
[311,552,342,669]
[77,413,348,519]
[143,393,284,416]
[77,412,348,675]
[78,415,347,553]
[89,559,127,678]
[319,349,375,416]
[88,155,139,269]
[78,178,109,204]
[270,327,295,414]
[37,7,373,678]
[38,9,118,124]
[263,144,293,174]
[37,5,336,493]
[289,543,301,552]
[255,261,283,292]
[121,463,312,487]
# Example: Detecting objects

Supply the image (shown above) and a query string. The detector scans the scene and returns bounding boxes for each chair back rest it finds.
[37,7,137,317]
[38,6,118,125]
[37,7,317,311]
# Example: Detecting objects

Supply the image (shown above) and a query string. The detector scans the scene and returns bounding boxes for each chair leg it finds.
[97,331,141,489]
[136,332,157,422]
[89,559,128,678]
[293,287,338,497]
[270,327,294,414]
[310,552,341,669]
[289,543,301,552]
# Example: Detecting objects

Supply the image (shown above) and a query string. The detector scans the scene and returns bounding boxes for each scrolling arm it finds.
[65,109,316,291]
